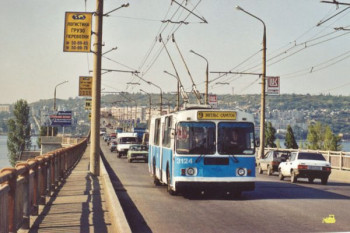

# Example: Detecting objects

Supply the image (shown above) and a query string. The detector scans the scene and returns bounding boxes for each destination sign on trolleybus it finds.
[197,111,236,120]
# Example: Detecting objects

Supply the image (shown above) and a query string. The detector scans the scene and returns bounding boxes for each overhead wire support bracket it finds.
[210,71,262,76]
[100,69,139,74]
[320,0,350,6]
[316,6,350,26]
[171,0,208,23]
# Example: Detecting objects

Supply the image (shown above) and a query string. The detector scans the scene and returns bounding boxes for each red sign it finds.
[266,76,280,95]
[208,94,218,108]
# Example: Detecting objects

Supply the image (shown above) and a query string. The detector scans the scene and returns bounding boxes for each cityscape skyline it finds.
[1,0,350,105]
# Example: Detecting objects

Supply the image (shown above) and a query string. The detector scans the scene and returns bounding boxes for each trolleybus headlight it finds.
[237,168,246,176]
[186,167,197,176]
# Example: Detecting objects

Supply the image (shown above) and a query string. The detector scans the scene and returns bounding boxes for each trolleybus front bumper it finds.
[175,181,255,193]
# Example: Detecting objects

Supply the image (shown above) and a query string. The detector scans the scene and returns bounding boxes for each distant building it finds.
[0,105,10,113]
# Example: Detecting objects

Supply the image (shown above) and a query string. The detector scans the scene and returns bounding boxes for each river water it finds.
[1,135,350,170]
[0,135,38,169]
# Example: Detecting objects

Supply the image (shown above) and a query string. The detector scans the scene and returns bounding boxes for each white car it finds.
[278,152,331,185]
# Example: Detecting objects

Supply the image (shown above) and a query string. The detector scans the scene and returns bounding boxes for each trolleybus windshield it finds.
[218,122,255,155]
[176,122,216,155]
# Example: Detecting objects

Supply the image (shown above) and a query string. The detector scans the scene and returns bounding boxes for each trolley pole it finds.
[90,0,103,176]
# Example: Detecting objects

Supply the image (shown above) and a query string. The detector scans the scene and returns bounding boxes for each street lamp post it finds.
[126,83,141,126]
[164,70,180,110]
[53,81,68,111]
[190,50,209,105]
[140,89,152,129]
[162,96,172,114]
[52,80,68,136]
[134,74,162,115]
[236,5,266,158]
[151,83,162,116]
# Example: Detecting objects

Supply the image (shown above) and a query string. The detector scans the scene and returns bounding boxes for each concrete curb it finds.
[100,158,132,233]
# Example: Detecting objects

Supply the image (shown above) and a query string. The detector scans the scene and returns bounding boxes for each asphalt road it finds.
[100,139,350,233]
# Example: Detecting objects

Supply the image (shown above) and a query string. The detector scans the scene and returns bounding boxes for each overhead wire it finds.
[211,5,350,94]
[282,49,350,79]
[138,1,184,73]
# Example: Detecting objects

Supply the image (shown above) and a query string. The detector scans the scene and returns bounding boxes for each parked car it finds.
[278,152,331,184]
[127,144,148,163]
[257,150,290,175]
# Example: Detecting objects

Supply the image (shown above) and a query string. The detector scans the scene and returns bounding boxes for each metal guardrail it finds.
[264,148,350,170]
[0,137,88,233]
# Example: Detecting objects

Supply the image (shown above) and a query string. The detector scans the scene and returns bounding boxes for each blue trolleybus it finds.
[148,107,257,196]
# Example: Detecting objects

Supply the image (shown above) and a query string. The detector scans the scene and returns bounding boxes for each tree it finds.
[306,122,324,150]
[306,121,342,151]
[285,125,299,149]
[7,99,31,166]
[323,125,342,151]
[265,122,277,148]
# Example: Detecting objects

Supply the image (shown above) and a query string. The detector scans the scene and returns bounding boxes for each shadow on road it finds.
[177,179,350,201]
[101,150,152,233]
[242,180,350,200]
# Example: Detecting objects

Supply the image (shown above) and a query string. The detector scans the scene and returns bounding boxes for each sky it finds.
[1,0,350,105]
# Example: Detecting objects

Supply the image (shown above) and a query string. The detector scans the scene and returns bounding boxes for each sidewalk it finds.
[26,145,113,233]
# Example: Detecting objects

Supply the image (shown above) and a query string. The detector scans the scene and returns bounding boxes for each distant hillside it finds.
[217,94,350,136]
[1,94,349,136]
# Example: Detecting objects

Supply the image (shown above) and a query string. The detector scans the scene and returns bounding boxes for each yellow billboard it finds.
[64,12,92,52]
[197,111,237,120]
[79,76,92,96]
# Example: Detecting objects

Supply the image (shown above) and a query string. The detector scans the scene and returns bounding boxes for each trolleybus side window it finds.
[162,116,172,148]
[218,122,255,155]
[176,122,216,155]
[154,118,161,146]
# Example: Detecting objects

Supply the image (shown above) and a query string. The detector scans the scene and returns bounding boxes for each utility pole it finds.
[236,6,266,158]
[90,0,103,176]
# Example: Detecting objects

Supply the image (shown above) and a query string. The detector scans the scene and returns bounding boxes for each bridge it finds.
[1,138,350,232]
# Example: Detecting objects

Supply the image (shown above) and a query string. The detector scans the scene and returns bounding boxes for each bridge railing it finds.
[264,148,350,170]
[0,137,88,233]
